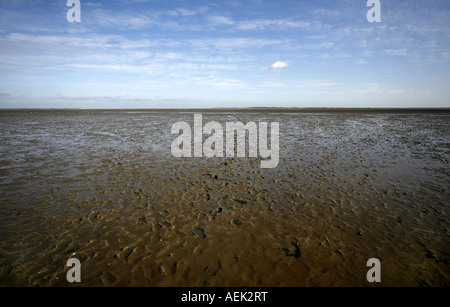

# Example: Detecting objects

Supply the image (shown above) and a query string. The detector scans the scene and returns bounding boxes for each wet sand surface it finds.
[0,109,449,287]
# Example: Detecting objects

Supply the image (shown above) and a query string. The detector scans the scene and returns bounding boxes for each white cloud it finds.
[257,81,287,88]
[262,61,289,71]
[296,80,340,89]
[176,8,198,16]
[351,83,380,95]
[206,15,235,26]
[385,49,408,56]
[167,7,209,17]
[236,19,310,30]
[189,38,288,52]
[92,10,155,29]
[355,59,369,65]
[195,78,248,89]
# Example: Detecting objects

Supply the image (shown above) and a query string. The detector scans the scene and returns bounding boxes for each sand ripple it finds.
[0,110,449,286]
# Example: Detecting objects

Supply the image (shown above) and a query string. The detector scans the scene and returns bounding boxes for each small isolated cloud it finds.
[262,61,289,71]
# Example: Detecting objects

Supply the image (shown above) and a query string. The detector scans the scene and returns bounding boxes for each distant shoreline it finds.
[0,107,449,113]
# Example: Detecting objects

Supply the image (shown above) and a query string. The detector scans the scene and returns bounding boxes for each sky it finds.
[0,0,449,108]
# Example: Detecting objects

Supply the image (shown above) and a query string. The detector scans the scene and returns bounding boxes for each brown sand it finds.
[0,109,448,287]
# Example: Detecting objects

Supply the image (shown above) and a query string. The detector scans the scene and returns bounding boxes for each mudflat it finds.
[0,109,448,286]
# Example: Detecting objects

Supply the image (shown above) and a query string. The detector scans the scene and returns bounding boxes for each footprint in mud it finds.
[192,227,206,239]
[234,199,248,205]
[211,207,223,220]
[101,271,117,285]
[282,241,301,259]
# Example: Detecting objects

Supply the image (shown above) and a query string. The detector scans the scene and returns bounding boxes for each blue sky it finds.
[0,0,449,108]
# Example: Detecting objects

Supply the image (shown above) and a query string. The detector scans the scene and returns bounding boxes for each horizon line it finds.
[1,107,449,113]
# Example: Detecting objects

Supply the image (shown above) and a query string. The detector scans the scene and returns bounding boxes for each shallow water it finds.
[0,110,449,286]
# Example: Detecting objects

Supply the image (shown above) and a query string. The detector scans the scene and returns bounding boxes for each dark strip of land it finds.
[0,107,449,113]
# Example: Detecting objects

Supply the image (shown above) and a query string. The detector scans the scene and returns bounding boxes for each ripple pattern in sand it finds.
[0,110,449,286]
